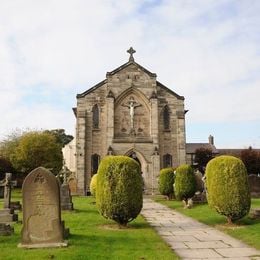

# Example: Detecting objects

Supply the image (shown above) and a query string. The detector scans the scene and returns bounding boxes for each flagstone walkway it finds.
[141,198,260,260]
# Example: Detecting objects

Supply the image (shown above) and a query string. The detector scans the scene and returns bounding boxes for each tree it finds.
[90,174,98,198]
[0,157,15,180]
[0,130,23,163]
[96,156,143,227]
[44,129,73,147]
[194,148,213,173]
[174,164,196,208]
[205,155,251,224]
[240,147,260,175]
[158,168,175,200]
[11,131,63,175]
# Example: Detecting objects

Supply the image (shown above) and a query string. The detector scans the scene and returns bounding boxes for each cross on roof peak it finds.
[127,47,136,62]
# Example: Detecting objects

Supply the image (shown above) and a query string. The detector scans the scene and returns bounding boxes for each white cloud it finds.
[0,0,260,146]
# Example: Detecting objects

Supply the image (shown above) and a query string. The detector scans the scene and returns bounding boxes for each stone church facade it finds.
[74,48,186,195]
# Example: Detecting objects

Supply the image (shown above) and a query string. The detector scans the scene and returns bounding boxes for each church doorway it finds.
[125,150,147,191]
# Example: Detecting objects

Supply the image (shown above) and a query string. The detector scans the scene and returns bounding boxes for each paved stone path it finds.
[141,198,260,260]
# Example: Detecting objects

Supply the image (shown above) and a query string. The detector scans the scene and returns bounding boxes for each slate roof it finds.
[186,143,219,154]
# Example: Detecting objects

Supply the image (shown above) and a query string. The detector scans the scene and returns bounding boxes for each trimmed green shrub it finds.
[158,168,175,200]
[96,155,143,226]
[174,164,196,207]
[205,155,251,224]
[90,174,98,197]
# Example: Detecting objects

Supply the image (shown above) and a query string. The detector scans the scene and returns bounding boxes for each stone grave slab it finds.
[18,167,68,248]
[60,184,74,210]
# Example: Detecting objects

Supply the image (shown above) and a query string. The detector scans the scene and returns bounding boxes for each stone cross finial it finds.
[127,47,136,61]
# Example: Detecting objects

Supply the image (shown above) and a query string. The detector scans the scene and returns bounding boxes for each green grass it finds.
[0,190,178,260]
[154,196,260,249]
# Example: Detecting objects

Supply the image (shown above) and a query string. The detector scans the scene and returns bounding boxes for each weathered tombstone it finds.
[68,177,77,195]
[60,184,74,210]
[248,175,260,198]
[18,167,68,248]
[58,166,73,210]
[0,173,18,223]
[3,173,12,209]
[0,223,14,236]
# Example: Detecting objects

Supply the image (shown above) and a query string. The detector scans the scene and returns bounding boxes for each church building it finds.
[73,48,187,195]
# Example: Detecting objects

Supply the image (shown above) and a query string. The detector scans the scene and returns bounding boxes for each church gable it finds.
[74,48,187,195]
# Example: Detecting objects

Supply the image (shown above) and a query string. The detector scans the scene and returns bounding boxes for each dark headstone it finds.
[18,167,68,248]
[192,191,207,204]
[0,223,14,236]
[0,186,4,198]
[10,201,22,211]
[60,184,73,210]
[248,175,260,198]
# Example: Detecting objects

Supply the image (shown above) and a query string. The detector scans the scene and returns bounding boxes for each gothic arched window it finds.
[163,105,170,130]
[163,154,172,168]
[92,104,99,129]
[91,154,100,175]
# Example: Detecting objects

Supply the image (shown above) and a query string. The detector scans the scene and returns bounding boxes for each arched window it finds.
[163,105,170,130]
[163,154,172,168]
[92,104,99,129]
[91,154,100,175]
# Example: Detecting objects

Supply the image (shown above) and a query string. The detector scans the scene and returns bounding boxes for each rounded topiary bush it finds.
[174,164,196,207]
[205,155,251,223]
[158,168,175,200]
[96,155,143,226]
[90,174,98,197]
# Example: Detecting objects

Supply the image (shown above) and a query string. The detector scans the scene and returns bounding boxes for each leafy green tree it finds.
[0,130,23,163]
[240,147,260,175]
[158,168,175,200]
[0,157,15,179]
[44,129,73,147]
[194,148,213,173]
[96,156,143,227]
[174,164,196,207]
[11,131,63,175]
[206,155,251,224]
[90,174,98,198]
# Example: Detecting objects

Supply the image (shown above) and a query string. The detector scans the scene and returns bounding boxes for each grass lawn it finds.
[154,196,260,250]
[0,190,179,260]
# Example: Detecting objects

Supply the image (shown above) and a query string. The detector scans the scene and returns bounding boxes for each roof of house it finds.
[186,143,219,154]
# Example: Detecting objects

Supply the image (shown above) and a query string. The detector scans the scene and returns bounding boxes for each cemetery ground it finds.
[154,196,260,250]
[0,189,178,260]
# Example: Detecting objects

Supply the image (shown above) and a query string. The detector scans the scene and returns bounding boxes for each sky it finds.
[0,0,260,148]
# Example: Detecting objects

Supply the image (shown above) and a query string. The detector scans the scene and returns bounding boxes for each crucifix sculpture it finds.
[127,47,136,61]
[122,97,142,130]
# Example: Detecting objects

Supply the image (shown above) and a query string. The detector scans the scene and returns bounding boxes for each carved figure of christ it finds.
[122,98,142,129]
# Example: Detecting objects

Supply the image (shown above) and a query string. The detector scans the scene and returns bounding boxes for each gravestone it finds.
[60,184,74,210]
[68,177,77,195]
[18,167,68,248]
[0,223,14,236]
[0,173,18,223]
[3,173,12,208]
[248,175,260,198]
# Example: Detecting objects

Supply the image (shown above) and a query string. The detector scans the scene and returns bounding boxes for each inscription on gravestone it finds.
[18,167,68,248]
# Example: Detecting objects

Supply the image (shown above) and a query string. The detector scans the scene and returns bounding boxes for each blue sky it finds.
[0,0,260,148]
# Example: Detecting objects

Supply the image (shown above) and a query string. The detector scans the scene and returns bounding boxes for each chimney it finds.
[209,135,214,145]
